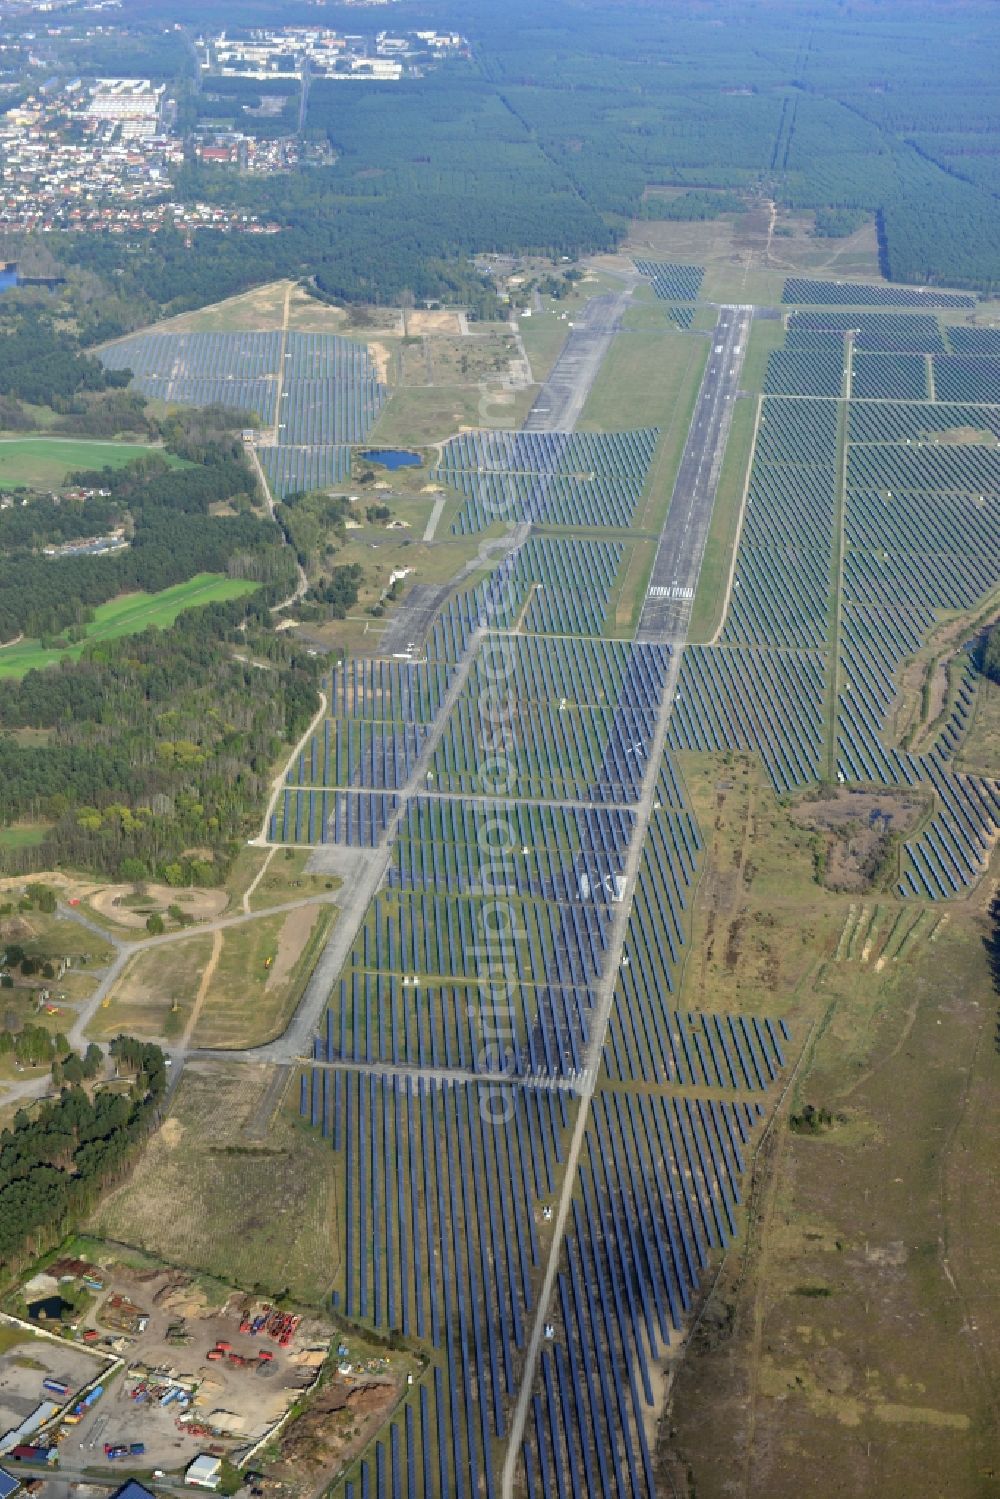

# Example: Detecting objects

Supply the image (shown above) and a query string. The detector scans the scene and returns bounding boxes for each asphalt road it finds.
[523,289,633,431]
[635,304,753,644]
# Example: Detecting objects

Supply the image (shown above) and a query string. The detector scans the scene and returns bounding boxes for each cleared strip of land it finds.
[0,437,181,488]
[0,574,257,679]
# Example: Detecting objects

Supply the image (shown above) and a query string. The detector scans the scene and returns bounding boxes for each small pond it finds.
[28,1295,72,1322]
[359,448,423,471]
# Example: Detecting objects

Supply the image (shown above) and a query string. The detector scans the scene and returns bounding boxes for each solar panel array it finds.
[100,329,280,423]
[632,260,705,301]
[99,328,387,495]
[285,394,791,1495]
[106,280,999,1491]
[300,749,789,1499]
[671,305,1000,898]
[434,428,661,534]
[782,277,973,309]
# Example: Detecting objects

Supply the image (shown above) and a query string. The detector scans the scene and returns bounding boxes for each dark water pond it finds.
[360,448,423,470]
[28,1295,72,1321]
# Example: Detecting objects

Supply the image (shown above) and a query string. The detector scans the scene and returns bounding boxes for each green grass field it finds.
[519,308,573,383]
[578,326,703,433]
[0,574,258,679]
[369,383,536,445]
[0,438,181,490]
[0,822,49,849]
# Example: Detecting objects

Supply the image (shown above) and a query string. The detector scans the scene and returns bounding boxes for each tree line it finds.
[10,1,1000,316]
[0,301,132,409]
[0,408,322,881]
[0,1035,166,1274]
[979,620,1000,685]
[0,588,320,880]
[0,418,285,643]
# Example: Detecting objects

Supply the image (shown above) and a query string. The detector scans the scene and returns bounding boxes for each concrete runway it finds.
[377,582,452,656]
[523,289,633,432]
[378,522,530,655]
[635,304,753,644]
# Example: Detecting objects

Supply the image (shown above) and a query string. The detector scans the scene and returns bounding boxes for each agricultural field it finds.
[0,437,175,489]
[0,575,258,680]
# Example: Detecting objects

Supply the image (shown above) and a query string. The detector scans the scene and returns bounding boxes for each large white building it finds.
[85,79,164,140]
[184,1455,222,1491]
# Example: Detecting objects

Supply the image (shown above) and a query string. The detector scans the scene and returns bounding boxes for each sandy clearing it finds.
[405,309,462,335]
[89,883,228,929]
[180,928,223,1048]
[265,902,320,991]
[368,340,392,384]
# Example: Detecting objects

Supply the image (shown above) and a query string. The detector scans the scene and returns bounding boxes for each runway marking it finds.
[648,584,694,600]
